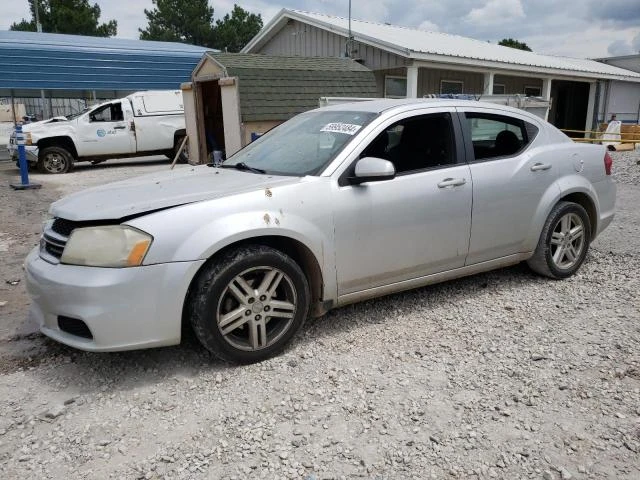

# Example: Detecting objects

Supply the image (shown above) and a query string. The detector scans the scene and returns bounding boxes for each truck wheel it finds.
[38,147,72,174]
[188,245,310,364]
[527,201,591,279]
[174,136,189,164]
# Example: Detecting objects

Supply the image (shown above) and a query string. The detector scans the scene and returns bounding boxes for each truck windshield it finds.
[222,110,378,176]
[65,107,91,120]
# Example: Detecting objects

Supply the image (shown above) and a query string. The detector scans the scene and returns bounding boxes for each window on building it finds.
[385,76,407,98]
[440,80,464,95]
[524,86,542,97]
[465,112,539,161]
[493,83,506,95]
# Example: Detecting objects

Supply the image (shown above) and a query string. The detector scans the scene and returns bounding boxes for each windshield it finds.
[65,107,91,120]
[223,110,378,176]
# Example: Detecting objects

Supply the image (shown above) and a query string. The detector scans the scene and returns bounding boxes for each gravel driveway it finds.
[0,153,638,479]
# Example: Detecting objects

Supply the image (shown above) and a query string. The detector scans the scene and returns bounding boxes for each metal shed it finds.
[0,31,208,119]
[182,53,377,163]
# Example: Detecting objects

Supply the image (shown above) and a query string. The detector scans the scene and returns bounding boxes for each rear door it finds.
[332,108,473,296]
[459,108,560,265]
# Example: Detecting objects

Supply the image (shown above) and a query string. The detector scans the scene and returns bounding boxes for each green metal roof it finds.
[206,53,377,122]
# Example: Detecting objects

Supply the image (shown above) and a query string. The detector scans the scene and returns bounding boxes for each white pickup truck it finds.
[8,90,187,174]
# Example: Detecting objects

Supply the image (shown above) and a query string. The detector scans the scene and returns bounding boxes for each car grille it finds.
[51,218,82,237]
[40,222,70,264]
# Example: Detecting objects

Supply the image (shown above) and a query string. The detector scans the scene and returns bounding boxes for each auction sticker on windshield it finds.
[320,123,362,135]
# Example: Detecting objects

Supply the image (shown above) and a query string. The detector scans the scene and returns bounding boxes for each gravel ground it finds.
[0,153,638,479]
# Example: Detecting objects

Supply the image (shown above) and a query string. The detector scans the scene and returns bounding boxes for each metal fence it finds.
[0,97,109,121]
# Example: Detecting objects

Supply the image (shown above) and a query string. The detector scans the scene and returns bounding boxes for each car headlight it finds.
[61,225,153,267]
[25,132,32,145]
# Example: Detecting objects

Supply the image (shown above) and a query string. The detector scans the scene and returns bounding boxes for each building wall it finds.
[242,120,282,146]
[599,56,640,74]
[494,75,543,95]
[259,20,408,70]
[418,68,484,95]
[603,80,640,123]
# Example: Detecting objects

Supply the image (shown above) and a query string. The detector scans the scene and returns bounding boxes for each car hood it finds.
[50,166,301,221]
[22,117,69,131]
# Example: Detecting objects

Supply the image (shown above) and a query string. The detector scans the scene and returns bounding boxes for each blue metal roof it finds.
[0,31,210,91]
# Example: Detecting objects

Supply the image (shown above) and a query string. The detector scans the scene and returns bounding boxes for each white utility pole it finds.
[35,0,43,32]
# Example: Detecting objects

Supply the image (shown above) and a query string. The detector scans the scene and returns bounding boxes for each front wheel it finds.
[188,246,310,363]
[37,146,72,174]
[527,201,591,279]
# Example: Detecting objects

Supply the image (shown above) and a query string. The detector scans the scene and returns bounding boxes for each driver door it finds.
[332,109,473,297]
[77,101,135,156]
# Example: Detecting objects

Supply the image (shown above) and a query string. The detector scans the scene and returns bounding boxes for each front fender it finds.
[127,181,337,303]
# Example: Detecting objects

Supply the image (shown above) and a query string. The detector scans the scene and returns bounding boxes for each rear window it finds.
[465,112,539,161]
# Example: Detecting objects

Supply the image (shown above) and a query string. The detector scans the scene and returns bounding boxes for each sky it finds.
[1,0,639,59]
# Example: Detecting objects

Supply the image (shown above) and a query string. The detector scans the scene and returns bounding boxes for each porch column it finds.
[541,78,552,121]
[406,65,419,98]
[483,72,495,95]
[584,81,597,135]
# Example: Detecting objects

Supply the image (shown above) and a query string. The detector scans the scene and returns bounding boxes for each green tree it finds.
[498,38,532,51]
[10,0,117,37]
[139,0,216,46]
[213,4,262,53]
[139,1,262,50]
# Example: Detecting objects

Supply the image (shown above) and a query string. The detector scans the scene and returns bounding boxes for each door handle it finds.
[438,178,466,188]
[530,163,552,171]
[113,125,127,130]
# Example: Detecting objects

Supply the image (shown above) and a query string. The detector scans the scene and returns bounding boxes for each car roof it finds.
[317,98,544,122]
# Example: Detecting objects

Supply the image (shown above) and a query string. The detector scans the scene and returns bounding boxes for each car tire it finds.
[188,245,310,363]
[37,146,72,174]
[174,136,189,164]
[527,201,591,279]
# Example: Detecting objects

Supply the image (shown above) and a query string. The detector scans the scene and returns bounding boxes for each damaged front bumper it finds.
[8,140,39,163]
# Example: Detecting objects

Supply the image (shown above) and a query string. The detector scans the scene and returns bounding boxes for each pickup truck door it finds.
[76,100,136,156]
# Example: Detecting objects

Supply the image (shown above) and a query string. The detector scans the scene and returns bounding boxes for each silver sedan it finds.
[25,99,616,363]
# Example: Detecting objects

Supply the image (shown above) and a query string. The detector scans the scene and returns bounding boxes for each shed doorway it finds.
[198,79,226,160]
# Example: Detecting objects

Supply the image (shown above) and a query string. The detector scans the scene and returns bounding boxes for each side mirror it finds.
[349,157,396,185]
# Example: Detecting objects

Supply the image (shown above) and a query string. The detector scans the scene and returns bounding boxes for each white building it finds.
[595,54,640,124]
[243,9,640,132]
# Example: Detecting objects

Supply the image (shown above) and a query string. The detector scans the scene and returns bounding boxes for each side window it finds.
[90,104,112,122]
[90,103,123,122]
[465,113,538,161]
[361,113,456,174]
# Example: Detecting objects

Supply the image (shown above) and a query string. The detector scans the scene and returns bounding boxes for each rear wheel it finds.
[527,201,591,279]
[188,246,310,363]
[37,146,72,174]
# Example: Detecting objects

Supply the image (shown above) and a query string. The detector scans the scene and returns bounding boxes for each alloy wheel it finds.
[549,212,585,270]
[216,266,297,351]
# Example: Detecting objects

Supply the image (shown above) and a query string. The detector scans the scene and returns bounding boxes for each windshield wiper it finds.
[218,162,266,174]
